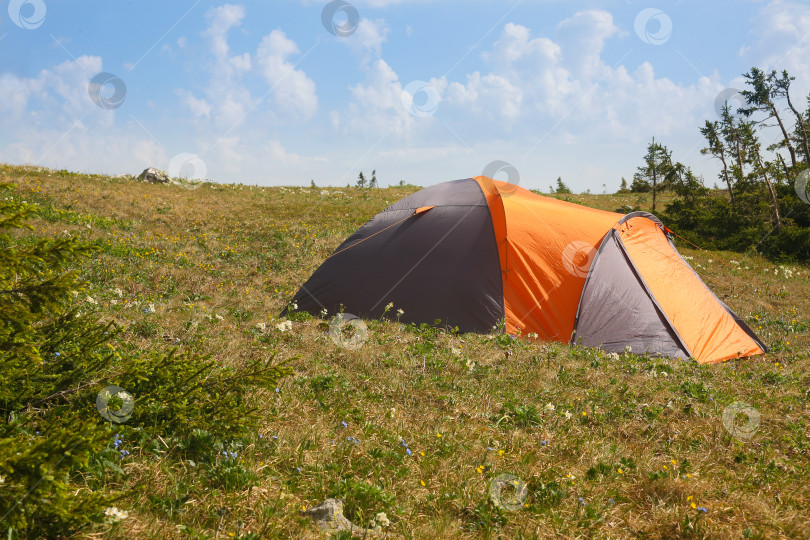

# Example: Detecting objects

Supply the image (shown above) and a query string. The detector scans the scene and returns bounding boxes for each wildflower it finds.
[400,439,408,447]
[608,498,614,504]
[420,451,425,456]
[540,439,549,446]
[275,321,293,332]
[0,475,5,484]
[498,449,505,456]
[384,302,394,312]
[86,296,98,305]
[697,507,707,513]
[451,347,461,356]
[146,303,156,313]
[564,411,572,419]
[113,288,123,297]
[406,448,412,456]
[671,459,677,466]
[544,403,555,412]
[582,411,587,417]
[71,290,79,297]
[436,433,442,438]
[624,345,632,353]
[341,421,348,428]
[578,497,585,506]
[687,495,693,501]
[691,502,697,509]
[617,468,623,474]
[420,480,426,486]
[290,301,298,311]
[256,322,266,331]
[476,465,484,474]
[320,308,328,317]
[375,512,390,528]
[104,507,129,522]
[215,314,224,321]
[396,308,404,316]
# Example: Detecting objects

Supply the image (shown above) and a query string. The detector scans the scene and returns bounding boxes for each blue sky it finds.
[1,0,809,191]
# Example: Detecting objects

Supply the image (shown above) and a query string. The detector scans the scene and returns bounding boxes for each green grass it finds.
[4,163,810,538]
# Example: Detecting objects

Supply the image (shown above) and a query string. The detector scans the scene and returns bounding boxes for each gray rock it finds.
[137,168,171,184]
[301,498,379,535]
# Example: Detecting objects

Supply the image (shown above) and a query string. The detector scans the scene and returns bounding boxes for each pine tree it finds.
[369,170,377,188]
[356,172,366,188]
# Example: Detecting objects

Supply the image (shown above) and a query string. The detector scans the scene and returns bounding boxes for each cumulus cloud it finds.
[741,0,810,98]
[256,30,318,120]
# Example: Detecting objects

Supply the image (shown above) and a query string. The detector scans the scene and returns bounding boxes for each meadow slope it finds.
[4,164,810,539]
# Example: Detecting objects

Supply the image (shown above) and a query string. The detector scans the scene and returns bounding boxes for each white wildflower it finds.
[275,321,293,332]
[113,288,123,297]
[375,512,390,528]
[104,506,129,522]
[320,189,329,196]
[291,301,298,311]
[256,322,266,331]
[0,475,4,484]
[544,403,555,412]
[624,345,632,353]
[465,358,476,372]
[451,347,461,356]
[71,290,79,297]
[396,308,404,316]
[85,296,97,305]
[320,308,328,317]
[215,314,224,321]
[564,411,572,419]
[110,299,118,306]
[385,301,394,311]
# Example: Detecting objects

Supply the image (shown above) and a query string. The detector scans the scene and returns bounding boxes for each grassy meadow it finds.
[3,163,810,539]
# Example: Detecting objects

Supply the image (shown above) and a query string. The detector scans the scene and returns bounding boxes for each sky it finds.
[1,0,809,192]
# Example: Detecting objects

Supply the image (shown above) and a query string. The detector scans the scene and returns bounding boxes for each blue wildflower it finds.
[578,497,585,506]
[608,498,615,504]
[400,440,408,447]
[697,507,707,513]
[341,421,348,428]
[406,448,412,456]
[540,440,549,446]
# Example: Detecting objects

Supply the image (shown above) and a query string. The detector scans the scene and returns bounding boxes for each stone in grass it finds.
[301,498,381,536]
[137,168,172,184]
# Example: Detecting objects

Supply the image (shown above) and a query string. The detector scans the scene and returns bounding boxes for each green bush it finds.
[0,184,291,538]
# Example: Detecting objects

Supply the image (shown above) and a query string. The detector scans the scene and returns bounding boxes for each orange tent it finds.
[287,177,766,363]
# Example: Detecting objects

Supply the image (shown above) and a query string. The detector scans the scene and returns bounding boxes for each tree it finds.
[631,137,673,211]
[740,67,798,169]
[369,169,377,188]
[617,177,630,193]
[356,171,366,188]
[700,119,735,203]
[554,177,572,194]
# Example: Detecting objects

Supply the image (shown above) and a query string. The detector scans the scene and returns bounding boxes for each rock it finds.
[301,499,353,532]
[137,168,171,184]
[301,498,378,535]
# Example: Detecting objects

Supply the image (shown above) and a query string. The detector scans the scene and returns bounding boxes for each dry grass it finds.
[4,163,810,539]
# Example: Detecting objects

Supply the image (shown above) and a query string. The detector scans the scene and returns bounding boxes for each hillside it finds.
[3,164,810,539]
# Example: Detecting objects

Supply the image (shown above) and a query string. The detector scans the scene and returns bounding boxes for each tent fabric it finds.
[571,229,690,358]
[286,178,504,332]
[287,177,767,364]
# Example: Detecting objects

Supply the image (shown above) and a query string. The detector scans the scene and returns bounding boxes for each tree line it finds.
[627,67,810,262]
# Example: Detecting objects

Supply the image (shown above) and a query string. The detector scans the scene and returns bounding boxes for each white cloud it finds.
[741,0,810,98]
[256,30,318,120]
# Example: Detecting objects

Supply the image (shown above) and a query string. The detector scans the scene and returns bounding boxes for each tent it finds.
[286,177,766,364]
